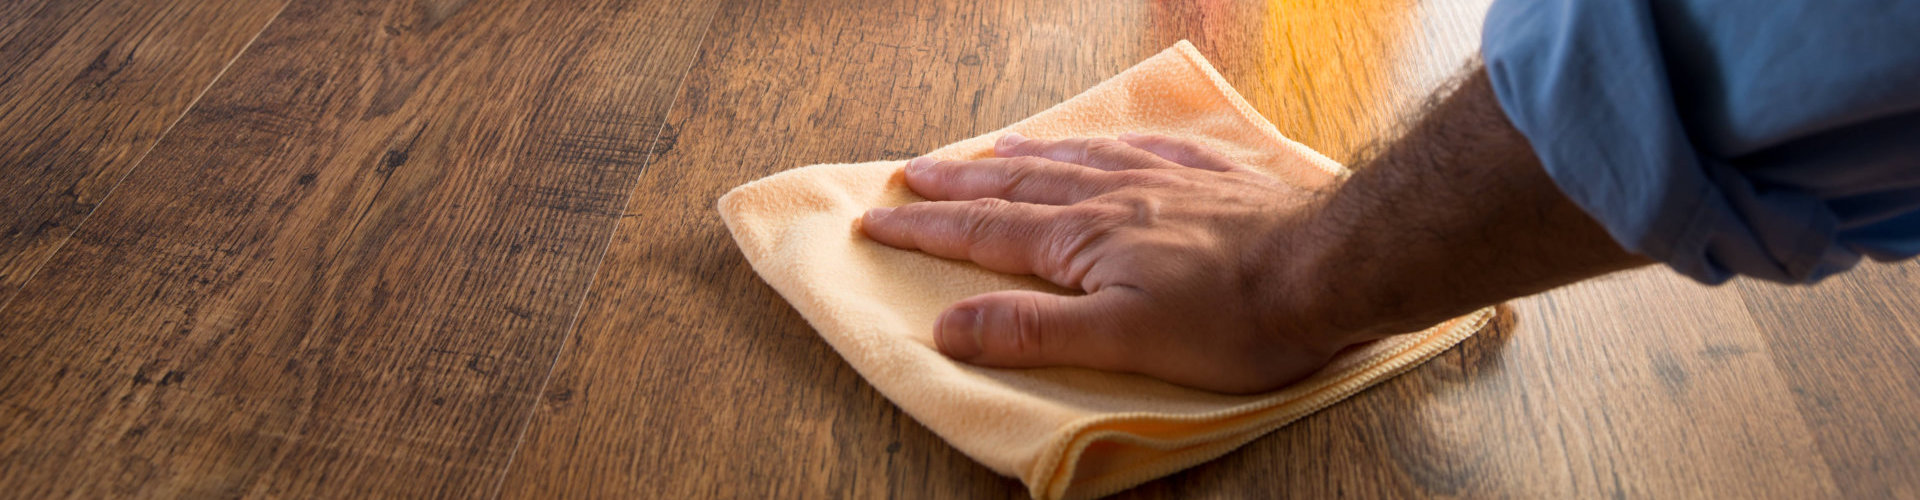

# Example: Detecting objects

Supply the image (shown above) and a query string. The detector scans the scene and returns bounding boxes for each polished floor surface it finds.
[2,1,1916,497]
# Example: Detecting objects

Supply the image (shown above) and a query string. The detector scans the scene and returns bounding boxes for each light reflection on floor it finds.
[1148,0,1493,164]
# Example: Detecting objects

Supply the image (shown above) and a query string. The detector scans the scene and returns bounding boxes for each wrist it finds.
[1249,188,1382,353]
[1262,174,1446,349]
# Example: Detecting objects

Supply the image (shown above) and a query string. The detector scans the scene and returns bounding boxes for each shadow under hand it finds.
[1112,304,1522,498]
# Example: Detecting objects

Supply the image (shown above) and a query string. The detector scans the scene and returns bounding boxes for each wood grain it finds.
[1738,263,1920,499]
[498,0,1509,497]
[0,0,719,496]
[5,0,1920,498]
[496,0,1106,495]
[1126,269,1836,498]
[0,0,285,309]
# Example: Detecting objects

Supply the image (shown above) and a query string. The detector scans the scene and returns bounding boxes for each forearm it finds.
[1281,64,1651,339]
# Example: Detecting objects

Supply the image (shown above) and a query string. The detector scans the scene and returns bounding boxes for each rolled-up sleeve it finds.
[1482,0,1920,284]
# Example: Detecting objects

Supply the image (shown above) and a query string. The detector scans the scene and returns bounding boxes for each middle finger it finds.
[904,156,1117,205]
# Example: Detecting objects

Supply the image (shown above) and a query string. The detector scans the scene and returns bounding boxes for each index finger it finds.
[861,199,1089,287]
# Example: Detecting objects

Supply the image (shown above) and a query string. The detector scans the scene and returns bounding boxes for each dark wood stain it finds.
[0,0,719,496]
[1,0,1917,498]
[0,0,288,309]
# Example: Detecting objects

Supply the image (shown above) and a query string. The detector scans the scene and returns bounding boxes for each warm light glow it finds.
[1152,0,1491,164]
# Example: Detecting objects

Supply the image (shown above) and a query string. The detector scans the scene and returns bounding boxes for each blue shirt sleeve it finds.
[1481,0,1920,284]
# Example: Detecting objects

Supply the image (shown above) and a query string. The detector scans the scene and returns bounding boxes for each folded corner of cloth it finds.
[717,40,1497,500]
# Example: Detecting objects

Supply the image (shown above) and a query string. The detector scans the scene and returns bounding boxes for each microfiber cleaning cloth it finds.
[717,40,1494,499]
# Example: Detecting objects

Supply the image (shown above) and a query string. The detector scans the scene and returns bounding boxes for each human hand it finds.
[860,133,1360,394]
[862,68,1653,393]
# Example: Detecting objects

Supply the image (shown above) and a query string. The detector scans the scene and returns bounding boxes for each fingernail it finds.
[937,307,984,360]
[905,157,936,175]
[997,133,1028,149]
[864,207,894,221]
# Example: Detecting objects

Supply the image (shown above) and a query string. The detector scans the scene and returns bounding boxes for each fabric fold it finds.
[717,40,1494,499]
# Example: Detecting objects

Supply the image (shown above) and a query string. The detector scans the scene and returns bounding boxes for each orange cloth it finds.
[718,41,1493,499]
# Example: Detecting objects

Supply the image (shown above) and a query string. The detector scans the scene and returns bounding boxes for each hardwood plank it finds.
[500,0,1542,497]
[0,0,285,309]
[1737,261,1920,499]
[498,0,1160,497]
[0,0,720,496]
[1125,269,1838,498]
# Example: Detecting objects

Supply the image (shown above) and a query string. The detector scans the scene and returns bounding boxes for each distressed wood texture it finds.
[498,0,1920,498]
[0,0,718,497]
[4,0,1920,498]
[1737,263,1920,500]
[0,0,285,308]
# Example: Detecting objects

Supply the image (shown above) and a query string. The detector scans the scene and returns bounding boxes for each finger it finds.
[902,156,1116,205]
[860,199,1075,279]
[993,133,1174,172]
[1116,133,1241,172]
[934,288,1145,370]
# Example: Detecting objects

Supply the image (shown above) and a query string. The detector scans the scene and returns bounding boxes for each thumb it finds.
[934,288,1139,370]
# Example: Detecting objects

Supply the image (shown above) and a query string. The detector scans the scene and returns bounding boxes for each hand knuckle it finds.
[1003,158,1048,188]
[960,198,1012,244]
[1072,204,1130,229]
[1009,296,1050,356]
[964,197,1012,212]
[1084,138,1128,156]
[1040,206,1123,282]
[1101,194,1160,222]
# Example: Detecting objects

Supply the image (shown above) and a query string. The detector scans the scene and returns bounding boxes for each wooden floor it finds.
[3,0,1917,498]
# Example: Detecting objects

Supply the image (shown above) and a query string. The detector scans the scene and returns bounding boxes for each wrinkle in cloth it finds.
[718,41,1494,499]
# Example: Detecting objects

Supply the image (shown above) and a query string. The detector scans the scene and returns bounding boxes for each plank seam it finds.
[0,0,294,317]
[482,3,732,498]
